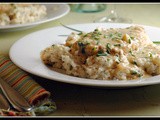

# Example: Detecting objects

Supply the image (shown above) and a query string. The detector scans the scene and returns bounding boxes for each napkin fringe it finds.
[29,91,51,106]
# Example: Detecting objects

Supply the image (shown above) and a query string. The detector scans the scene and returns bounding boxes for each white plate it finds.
[0,4,70,32]
[9,23,160,88]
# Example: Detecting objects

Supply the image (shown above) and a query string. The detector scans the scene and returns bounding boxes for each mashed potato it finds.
[41,25,160,80]
[0,3,47,26]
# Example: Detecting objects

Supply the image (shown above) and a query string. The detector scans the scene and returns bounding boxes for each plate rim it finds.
[9,22,160,88]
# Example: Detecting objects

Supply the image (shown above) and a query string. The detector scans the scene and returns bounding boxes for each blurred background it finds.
[63,3,160,26]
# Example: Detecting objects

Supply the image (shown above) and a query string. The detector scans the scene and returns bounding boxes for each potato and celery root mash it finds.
[0,3,47,26]
[41,25,160,80]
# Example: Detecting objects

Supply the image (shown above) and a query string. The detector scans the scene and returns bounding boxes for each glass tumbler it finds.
[70,4,106,13]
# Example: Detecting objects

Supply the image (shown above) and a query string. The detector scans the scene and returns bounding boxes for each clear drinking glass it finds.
[94,4,132,23]
[70,4,106,13]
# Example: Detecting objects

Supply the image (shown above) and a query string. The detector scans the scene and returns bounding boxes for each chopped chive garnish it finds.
[128,38,131,44]
[78,32,83,35]
[92,47,97,51]
[94,29,98,31]
[130,36,135,39]
[132,61,137,65]
[115,55,120,63]
[78,42,83,46]
[97,50,103,54]
[106,43,111,54]
[106,43,111,49]
[109,33,113,38]
[94,36,100,40]
[130,70,138,75]
[130,70,142,77]
[78,42,86,54]
[104,35,108,38]
[149,52,153,57]
[97,52,108,56]
[96,40,100,45]
[153,41,160,44]
[114,44,121,47]
[83,34,88,37]
[117,33,122,37]
[129,50,135,56]
[91,31,101,40]
[97,50,108,56]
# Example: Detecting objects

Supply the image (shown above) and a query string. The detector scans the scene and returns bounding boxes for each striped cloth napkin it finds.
[0,54,56,116]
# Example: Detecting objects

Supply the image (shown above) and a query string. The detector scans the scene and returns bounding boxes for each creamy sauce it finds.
[41,25,160,80]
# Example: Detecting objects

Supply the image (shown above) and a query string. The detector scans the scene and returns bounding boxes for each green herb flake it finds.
[130,70,142,77]
[107,58,110,61]
[97,52,108,57]
[153,41,160,44]
[132,61,137,65]
[91,32,101,40]
[117,33,122,37]
[85,42,90,45]
[78,32,83,35]
[78,42,86,54]
[114,44,121,47]
[97,50,103,54]
[78,42,83,47]
[138,73,143,77]
[94,29,99,31]
[130,36,135,39]
[129,50,135,56]
[130,70,138,75]
[104,35,108,39]
[83,33,88,37]
[97,50,108,57]
[96,40,100,45]
[97,32,102,35]
[128,38,132,44]
[115,56,120,63]
[106,43,111,49]
[149,52,153,57]
[94,36,100,40]
[106,43,111,54]
[109,33,113,38]
[92,47,97,51]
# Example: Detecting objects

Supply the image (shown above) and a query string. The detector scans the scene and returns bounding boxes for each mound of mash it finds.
[41,25,160,80]
[0,3,47,26]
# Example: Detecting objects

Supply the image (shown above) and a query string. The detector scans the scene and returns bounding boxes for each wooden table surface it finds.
[1,3,160,117]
